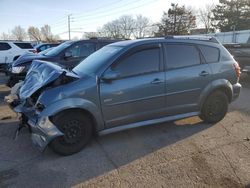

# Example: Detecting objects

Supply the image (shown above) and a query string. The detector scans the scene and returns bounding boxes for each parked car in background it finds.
[34,43,60,53]
[0,41,35,73]
[6,36,241,155]
[7,39,121,87]
[6,47,55,87]
[223,43,250,75]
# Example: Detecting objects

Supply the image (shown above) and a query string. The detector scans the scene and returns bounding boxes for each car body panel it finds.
[164,63,213,116]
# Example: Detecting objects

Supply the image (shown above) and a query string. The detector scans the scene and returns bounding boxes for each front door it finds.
[100,44,166,128]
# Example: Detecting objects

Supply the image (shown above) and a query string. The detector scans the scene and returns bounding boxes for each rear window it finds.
[0,42,11,51]
[14,42,33,49]
[199,45,220,63]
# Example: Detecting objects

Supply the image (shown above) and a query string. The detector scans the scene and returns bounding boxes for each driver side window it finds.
[111,47,160,78]
[65,43,81,58]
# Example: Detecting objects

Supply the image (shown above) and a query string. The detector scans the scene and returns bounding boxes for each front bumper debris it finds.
[12,103,64,151]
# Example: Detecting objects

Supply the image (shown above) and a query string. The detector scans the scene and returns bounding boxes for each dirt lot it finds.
[0,73,250,188]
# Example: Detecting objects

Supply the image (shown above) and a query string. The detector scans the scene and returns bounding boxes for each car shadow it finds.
[0,115,214,187]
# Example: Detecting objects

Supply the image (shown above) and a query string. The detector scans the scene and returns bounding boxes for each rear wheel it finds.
[49,110,93,156]
[200,91,228,123]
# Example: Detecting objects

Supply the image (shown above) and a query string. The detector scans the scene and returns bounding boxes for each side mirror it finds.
[64,51,72,59]
[101,71,120,81]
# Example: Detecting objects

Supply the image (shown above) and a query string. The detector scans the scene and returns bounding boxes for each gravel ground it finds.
[0,73,250,188]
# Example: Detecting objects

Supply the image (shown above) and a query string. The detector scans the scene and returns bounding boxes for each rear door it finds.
[164,43,213,115]
[100,43,166,128]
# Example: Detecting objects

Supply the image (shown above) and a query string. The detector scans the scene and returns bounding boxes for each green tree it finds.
[212,0,250,32]
[155,3,196,36]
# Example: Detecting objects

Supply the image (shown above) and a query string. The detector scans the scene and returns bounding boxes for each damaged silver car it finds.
[6,37,241,155]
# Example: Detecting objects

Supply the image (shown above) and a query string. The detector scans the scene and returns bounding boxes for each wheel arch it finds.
[39,98,105,132]
[199,79,233,111]
[49,108,99,134]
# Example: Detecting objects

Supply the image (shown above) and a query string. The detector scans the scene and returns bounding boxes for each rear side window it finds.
[111,48,160,78]
[199,45,220,63]
[0,42,11,51]
[165,44,200,69]
[14,42,33,49]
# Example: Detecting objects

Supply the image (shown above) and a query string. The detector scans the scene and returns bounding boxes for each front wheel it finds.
[200,91,228,123]
[49,110,93,156]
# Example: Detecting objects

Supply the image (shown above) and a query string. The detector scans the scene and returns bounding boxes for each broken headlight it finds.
[12,66,25,74]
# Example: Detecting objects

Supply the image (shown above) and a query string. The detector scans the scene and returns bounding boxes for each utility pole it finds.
[68,14,72,40]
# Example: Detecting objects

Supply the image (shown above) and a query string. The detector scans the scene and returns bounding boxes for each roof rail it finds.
[164,35,219,43]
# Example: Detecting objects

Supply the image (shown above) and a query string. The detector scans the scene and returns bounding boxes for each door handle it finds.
[199,71,209,77]
[151,78,164,84]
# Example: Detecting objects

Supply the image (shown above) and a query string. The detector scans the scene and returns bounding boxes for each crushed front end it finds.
[5,60,79,151]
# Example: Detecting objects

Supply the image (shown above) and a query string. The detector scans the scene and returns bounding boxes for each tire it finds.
[200,91,228,123]
[49,110,93,156]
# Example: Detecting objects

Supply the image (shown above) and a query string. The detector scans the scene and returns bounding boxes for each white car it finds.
[0,41,35,72]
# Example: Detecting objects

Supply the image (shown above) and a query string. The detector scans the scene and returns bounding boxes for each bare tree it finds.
[41,24,54,42]
[198,4,215,33]
[12,26,27,41]
[118,15,135,39]
[99,20,122,38]
[133,15,151,38]
[83,32,99,39]
[0,32,10,40]
[28,26,42,41]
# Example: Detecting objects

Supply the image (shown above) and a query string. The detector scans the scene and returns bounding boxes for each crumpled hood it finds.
[12,53,47,67]
[19,60,79,100]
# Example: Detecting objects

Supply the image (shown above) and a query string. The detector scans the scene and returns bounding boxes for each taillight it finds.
[233,62,241,79]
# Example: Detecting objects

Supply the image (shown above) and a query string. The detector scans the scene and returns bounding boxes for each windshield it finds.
[73,46,122,76]
[44,41,73,56]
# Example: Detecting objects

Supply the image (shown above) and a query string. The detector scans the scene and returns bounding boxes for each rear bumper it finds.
[13,104,63,151]
[232,83,241,101]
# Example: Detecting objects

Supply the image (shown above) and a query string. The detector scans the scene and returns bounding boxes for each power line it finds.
[73,0,143,19]
[74,0,123,16]
[72,0,153,21]
[70,0,159,27]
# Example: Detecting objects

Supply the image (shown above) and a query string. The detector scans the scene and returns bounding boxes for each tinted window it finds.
[111,48,160,78]
[80,43,95,57]
[65,43,95,58]
[39,45,47,51]
[0,42,11,51]
[14,42,33,49]
[165,44,200,69]
[199,45,220,63]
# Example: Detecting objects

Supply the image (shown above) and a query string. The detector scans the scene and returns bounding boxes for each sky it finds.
[0,0,219,40]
